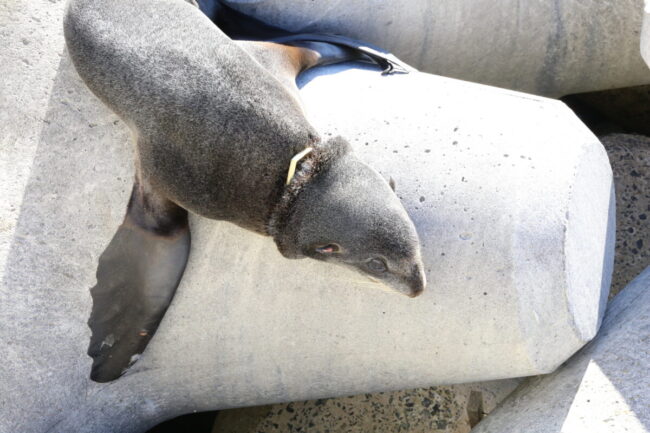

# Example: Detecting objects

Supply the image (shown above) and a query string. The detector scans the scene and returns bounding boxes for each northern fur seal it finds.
[64,0,425,382]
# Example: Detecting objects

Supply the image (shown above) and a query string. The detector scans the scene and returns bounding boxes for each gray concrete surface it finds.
[471,266,650,433]
[211,131,650,433]
[212,380,522,433]
[225,0,650,97]
[1,1,614,432]
[600,134,650,297]
[643,1,650,67]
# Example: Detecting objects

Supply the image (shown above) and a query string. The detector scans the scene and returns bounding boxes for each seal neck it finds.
[285,147,314,185]
[266,136,351,257]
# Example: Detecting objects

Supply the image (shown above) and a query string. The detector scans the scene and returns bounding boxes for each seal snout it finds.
[408,285,424,298]
[407,263,426,298]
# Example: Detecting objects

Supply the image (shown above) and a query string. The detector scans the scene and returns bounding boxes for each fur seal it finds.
[64,0,426,382]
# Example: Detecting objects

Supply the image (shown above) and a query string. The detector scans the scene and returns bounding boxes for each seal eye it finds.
[367,258,387,273]
[315,243,340,254]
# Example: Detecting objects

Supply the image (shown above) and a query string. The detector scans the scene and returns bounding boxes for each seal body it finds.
[64,0,425,382]
[65,0,320,232]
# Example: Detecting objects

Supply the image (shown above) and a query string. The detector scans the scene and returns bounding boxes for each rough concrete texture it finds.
[209,132,650,433]
[212,380,521,433]
[600,134,650,297]
[1,1,615,432]
[642,1,650,67]
[472,266,650,433]
[225,0,650,97]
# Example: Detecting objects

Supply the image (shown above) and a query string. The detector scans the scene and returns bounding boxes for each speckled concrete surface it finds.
[212,381,521,433]
[210,133,648,433]
[471,266,650,433]
[206,14,650,433]
[600,134,650,297]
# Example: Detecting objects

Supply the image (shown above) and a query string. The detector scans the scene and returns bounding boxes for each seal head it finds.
[269,137,426,297]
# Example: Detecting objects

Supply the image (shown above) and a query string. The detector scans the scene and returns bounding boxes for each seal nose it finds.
[407,264,426,297]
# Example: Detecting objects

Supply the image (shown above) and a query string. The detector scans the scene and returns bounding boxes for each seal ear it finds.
[87,176,190,382]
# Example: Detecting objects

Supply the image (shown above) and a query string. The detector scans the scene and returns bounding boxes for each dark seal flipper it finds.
[199,0,414,74]
[271,34,414,75]
[87,179,190,383]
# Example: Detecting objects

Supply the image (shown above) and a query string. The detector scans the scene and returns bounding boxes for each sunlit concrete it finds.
[0,2,614,432]
[225,0,650,97]
[472,267,650,433]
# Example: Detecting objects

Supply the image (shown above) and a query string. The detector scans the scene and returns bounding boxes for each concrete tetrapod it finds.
[223,0,650,97]
[0,6,614,433]
[471,266,650,433]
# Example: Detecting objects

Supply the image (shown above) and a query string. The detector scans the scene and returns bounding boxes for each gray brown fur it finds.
[64,0,425,382]
[65,0,323,233]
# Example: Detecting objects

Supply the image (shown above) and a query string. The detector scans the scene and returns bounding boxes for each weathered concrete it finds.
[641,0,650,66]
[225,0,650,97]
[1,1,614,432]
[599,134,650,297]
[211,132,650,433]
[472,266,650,433]
[213,379,522,433]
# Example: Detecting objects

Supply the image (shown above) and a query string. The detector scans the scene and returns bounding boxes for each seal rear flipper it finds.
[271,34,415,75]
[87,182,190,383]
[200,1,413,74]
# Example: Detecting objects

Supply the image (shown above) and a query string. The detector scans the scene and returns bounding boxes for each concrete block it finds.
[643,1,650,67]
[0,2,614,432]
[471,266,650,433]
[224,0,650,97]
[599,134,650,297]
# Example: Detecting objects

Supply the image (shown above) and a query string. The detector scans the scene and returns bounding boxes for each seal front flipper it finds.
[87,178,190,383]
